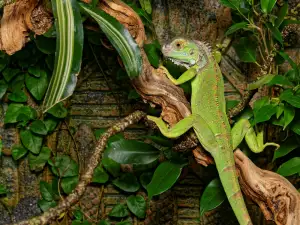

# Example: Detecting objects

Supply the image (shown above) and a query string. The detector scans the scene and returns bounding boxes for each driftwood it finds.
[235,149,300,225]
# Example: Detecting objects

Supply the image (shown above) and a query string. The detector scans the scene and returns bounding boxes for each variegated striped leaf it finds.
[79,3,142,79]
[43,0,83,112]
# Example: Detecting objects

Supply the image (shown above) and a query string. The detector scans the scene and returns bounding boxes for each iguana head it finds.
[162,38,210,69]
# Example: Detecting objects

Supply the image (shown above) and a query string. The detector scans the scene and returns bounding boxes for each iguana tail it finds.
[213,153,253,225]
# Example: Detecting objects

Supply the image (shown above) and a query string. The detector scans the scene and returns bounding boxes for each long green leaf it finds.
[79,3,142,79]
[43,0,83,112]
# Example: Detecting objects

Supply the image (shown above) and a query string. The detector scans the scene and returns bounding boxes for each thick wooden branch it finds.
[234,149,300,225]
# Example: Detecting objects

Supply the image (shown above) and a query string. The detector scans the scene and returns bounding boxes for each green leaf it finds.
[275,3,288,27]
[279,19,300,31]
[283,104,295,129]
[139,0,152,14]
[233,37,257,63]
[4,104,36,124]
[25,73,48,101]
[20,130,43,154]
[107,139,160,165]
[278,51,298,71]
[43,0,83,112]
[116,222,132,225]
[28,66,47,78]
[253,97,277,124]
[46,102,68,118]
[225,22,248,36]
[276,103,284,119]
[10,74,25,92]
[40,181,54,201]
[3,68,20,82]
[0,185,8,195]
[35,36,56,54]
[260,0,276,13]
[92,165,109,184]
[51,155,79,177]
[38,199,57,212]
[140,172,153,189]
[102,157,121,177]
[61,176,79,194]
[291,120,300,135]
[8,91,28,103]
[126,195,146,218]
[200,178,226,216]
[143,135,173,147]
[28,147,51,172]
[280,89,300,108]
[79,3,142,79]
[144,42,160,68]
[147,161,182,198]
[44,117,59,133]
[277,157,300,176]
[220,0,242,10]
[0,80,8,99]
[112,173,140,192]
[266,23,283,44]
[109,204,129,218]
[267,75,294,87]
[12,145,28,160]
[273,137,299,161]
[97,220,111,225]
[30,120,48,135]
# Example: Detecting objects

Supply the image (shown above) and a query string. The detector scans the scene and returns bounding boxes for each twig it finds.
[14,111,146,225]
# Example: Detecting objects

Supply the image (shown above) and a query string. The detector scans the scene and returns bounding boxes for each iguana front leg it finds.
[147,115,194,138]
[159,65,198,85]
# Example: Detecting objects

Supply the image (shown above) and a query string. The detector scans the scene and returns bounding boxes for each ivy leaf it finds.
[291,120,300,135]
[44,117,59,133]
[276,103,284,119]
[35,36,56,54]
[46,102,68,118]
[28,66,47,78]
[0,80,8,99]
[112,173,140,192]
[277,157,300,176]
[25,73,48,101]
[28,147,51,172]
[20,130,43,154]
[30,120,48,135]
[4,103,24,124]
[8,91,28,103]
[61,176,79,194]
[3,68,20,82]
[260,0,276,13]
[280,89,300,108]
[273,137,299,161]
[92,165,109,184]
[11,145,28,160]
[38,199,57,212]
[233,37,257,63]
[146,161,182,198]
[40,181,54,201]
[283,104,295,130]
[126,195,146,218]
[102,157,120,177]
[51,155,79,177]
[220,0,242,10]
[200,178,226,216]
[143,135,173,147]
[10,74,25,92]
[140,172,153,189]
[139,0,152,14]
[225,22,248,36]
[109,204,129,218]
[107,139,160,165]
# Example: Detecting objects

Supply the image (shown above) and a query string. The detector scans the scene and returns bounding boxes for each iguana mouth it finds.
[167,57,192,68]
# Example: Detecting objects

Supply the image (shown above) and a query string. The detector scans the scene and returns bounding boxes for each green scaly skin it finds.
[147,38,253,225]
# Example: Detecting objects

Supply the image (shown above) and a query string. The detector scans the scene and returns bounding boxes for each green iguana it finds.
[147,38,253,225]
